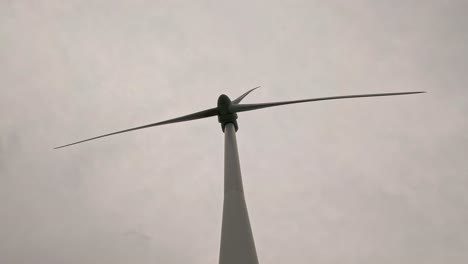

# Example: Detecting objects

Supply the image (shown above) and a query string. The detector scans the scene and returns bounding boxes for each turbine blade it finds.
[232,86,261,104]
[54,107,219,149]
[230,91,425,113]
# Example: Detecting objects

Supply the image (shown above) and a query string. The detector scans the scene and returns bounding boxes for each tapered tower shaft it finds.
[219,123,258,264]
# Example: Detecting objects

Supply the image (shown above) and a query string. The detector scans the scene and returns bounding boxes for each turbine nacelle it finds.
[217,94,238,132]
[217,94,232,113]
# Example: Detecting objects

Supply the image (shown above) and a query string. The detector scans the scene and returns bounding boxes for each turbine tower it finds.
[55,87,424,264]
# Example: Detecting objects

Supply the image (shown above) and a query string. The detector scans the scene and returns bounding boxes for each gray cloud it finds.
[1,1,467,263]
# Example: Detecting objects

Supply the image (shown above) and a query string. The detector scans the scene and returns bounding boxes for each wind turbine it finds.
[55,88,424,264]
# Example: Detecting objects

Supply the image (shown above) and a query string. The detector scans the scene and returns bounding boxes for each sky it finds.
[1,1,467,263]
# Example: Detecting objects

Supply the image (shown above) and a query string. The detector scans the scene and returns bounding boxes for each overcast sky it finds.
[1,1,467,263]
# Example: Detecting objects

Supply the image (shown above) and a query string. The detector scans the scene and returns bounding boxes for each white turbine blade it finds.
[232,86,261,104]
[230,91,425,113]
[54,107,219,149]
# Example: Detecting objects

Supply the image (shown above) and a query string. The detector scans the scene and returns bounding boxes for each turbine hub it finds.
[217,94,238,132]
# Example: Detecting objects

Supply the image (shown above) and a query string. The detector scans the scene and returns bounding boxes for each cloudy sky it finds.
[1,1,467,263]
